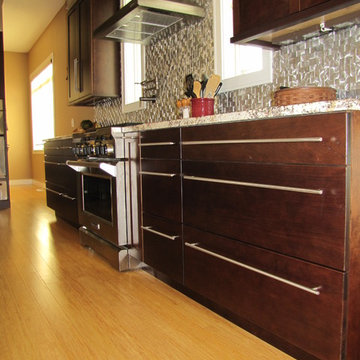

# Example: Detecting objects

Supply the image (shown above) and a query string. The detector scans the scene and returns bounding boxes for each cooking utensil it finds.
[200,74,208,97]
[193,81,201,98]
[214,82,223,97]
[204,74,221,98]
[185,74,196,98]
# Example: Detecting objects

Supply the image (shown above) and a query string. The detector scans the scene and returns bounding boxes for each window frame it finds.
[30,54,55,153]
[120,41,146,113]
[213,0,273,93]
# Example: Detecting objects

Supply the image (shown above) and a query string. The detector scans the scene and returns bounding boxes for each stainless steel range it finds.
[67,126,141,271]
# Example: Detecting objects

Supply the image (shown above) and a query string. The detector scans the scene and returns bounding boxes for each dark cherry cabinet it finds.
[181,112,360,360]
[139,112,360,359]
[184,226,345,360]
[233,0,298,37]
[44,137,79,226]
[67,0,119,105]
[139,128,183,282]
[231,0,360,47]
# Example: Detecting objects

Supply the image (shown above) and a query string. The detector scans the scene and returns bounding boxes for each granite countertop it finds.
[123,98,360,132]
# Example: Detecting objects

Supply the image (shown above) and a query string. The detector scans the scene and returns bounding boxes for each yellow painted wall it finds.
[4,52,32,181]
[28,5,94,183]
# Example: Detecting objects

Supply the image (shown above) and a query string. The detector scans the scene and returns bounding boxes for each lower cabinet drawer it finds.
[46,188,78,225]
[142,213,183,283]
[183,226,345,360]
[183,161,346,270]
[45,162,78,197]
[141,160,181,222]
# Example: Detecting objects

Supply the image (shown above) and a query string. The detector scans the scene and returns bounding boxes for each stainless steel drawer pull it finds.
[140,142,175,147]
[185,242,321,296]
[46,187,62,196]
[140,171,176,178]
[182,137,323,146]
[61,193,76,201]
[183,175,323,195]
[46,187,76,201]
[142,226,179,241]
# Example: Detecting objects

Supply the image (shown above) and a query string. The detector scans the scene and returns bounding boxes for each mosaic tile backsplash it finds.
[95,0,360,126]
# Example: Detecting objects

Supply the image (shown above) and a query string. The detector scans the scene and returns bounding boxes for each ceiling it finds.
[2,0,65,53]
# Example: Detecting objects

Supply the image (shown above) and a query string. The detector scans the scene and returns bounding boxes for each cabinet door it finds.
[68,5,80,102]
[184,226,345,360]
[79,0,91,98]
[233,0,299,36]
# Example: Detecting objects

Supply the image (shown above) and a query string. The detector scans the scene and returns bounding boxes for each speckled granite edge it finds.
[122,99,360,132]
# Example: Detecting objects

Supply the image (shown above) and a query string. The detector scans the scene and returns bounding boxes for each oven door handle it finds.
[66,160,121,177]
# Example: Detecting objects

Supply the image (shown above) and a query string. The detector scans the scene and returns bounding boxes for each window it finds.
[121,0,145,113]
[213,0,272,93]
[30,57,55,151]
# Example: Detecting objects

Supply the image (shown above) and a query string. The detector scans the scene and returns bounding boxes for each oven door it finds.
[67,160,124,246]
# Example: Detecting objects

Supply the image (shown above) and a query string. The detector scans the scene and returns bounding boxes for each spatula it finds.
[193,81,201,98]
[204,74,221,98]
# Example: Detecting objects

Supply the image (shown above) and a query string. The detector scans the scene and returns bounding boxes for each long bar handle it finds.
[140,171,177,178]
[45,187,76,201]
[182,137,323,146]
[74,58,79,92]
[140,142,175,147]
[183,175,323,195]
[185,242,321,296]
[142,226,179,241]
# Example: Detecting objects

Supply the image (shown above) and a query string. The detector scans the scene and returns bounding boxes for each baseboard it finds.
[9,179,45,188]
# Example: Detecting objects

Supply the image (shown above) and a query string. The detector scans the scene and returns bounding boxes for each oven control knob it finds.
[105,144,114,156]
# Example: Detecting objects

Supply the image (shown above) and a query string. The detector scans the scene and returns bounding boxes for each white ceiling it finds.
[2,0,66,53]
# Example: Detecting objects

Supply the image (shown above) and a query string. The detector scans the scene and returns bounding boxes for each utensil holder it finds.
[191,98,214,117]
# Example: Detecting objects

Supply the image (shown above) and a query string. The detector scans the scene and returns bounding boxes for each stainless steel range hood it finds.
[93,0,205,44]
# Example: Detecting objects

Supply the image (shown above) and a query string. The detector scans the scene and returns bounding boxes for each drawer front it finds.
[141,160,181,222]
[183,161,346,270]
[140,128,180,159]
[182,113,347,165]
[142,213,183,283]
[45,162,78,196]
[46,188,78,224]
[44,138,74,158]
[184,226,345,360]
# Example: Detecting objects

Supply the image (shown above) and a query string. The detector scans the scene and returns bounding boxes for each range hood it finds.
[93,0,205,44]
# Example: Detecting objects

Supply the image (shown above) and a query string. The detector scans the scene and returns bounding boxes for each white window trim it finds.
[120,42,146,114]
[213,0,273,93]
[30,54,55,153]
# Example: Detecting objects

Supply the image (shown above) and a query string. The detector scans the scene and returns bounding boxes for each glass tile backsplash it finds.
[94,0,360,126]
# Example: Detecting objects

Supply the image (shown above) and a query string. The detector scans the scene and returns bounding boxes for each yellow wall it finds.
[27,5,94,183]
[4,52,32,181]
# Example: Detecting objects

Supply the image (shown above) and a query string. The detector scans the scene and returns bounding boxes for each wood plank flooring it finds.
[0,185,295,360]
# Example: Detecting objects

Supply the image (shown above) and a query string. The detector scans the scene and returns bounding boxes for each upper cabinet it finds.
[231,0,360,48]
[67,0,120,106]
